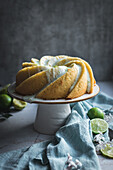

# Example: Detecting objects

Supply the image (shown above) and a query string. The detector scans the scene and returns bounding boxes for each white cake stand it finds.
[8,83,100,135]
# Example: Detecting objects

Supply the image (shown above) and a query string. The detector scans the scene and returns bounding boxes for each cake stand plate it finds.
[8,83,100,135]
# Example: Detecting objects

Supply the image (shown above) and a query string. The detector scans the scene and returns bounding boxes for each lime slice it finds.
[0,94,12,111]
[91,118,108,134]
[13,98,27,110]
[101,144,113,158]
[87,107,104,119]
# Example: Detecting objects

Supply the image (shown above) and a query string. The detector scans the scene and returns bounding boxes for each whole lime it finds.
[0,94,12,111]
[87,107,104,119]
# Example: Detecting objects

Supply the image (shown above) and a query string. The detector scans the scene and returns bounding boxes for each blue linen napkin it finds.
[0,92,113,170]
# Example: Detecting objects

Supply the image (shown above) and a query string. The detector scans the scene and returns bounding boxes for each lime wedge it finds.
[101,144,113,158]
[13,98,27,110]
[91,118,108,134]
[87,107,104,120]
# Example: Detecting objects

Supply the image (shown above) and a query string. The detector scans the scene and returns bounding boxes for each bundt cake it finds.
[15,55,96,99]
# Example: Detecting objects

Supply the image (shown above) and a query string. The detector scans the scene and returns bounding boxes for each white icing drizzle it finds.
[46,66,68,84]
[47,57,59,66]
[40,56,53,66]
[46,68,52,83]
[86,68,91,93]
[27,56,92,95]
[52,67,56,79]
[14,54,96,102]
[54,66,68,79]
[31,58,40,65]
[15,54,96,103]
[69,64,82,92]
[69,64,91,93]
[36,66,51,73]
[47,56,67,67]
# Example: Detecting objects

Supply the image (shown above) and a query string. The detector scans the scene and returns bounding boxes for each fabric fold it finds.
[45,109,100,170]
[0,92,113,170]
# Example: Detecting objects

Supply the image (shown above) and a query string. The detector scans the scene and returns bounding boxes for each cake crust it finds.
[16,71,48,95]
[36,65,78,99]
[15,55,96,99]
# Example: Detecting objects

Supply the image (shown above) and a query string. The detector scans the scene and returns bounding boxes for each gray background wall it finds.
[0,0,113,86]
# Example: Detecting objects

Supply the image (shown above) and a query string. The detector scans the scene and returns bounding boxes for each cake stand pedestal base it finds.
[34,104,71,135]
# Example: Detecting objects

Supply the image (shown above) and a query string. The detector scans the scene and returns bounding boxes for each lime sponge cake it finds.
[15,55,96,99]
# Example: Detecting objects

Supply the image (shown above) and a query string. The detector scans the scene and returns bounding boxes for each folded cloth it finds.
[0,92,113,170]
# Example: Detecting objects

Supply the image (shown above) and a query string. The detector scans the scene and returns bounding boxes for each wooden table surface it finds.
[0,81,113,169]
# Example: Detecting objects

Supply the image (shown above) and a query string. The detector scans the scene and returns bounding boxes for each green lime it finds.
[13,98,27,110]
[0,84,10,95]
[87,107,104,119]
[91,118,108,134]
[101,144,113,158]
[0,94,12,111]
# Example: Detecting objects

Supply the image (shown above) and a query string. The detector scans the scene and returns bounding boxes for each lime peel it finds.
[87,107,104,120]
[0,94,12,111]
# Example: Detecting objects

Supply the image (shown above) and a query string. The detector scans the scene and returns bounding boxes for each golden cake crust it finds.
[16,71,48,95]
[66,60,87,99]
[36,65,78,99]
[16,66,40,86]
[15,55,96,99]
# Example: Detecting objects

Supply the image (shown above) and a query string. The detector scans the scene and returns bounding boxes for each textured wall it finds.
[0,0,113,85]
